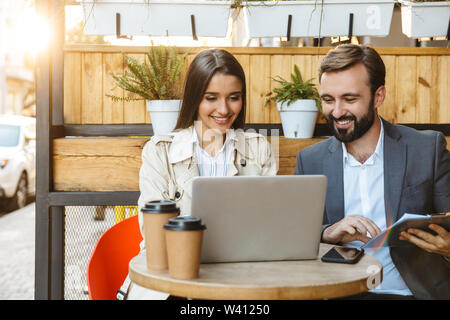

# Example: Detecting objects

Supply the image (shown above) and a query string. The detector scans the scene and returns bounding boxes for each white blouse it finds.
[192,127,237,177]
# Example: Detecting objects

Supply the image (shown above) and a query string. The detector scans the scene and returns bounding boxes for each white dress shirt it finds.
[193,127,237,177]
[343,119,412,295]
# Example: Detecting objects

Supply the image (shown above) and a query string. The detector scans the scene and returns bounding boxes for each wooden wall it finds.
[53,136,450,192]
[57,46,449,192]
[52,137,327,191]
[64,46,450,125]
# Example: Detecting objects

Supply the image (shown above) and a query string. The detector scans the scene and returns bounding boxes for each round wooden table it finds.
[129,243,382,300]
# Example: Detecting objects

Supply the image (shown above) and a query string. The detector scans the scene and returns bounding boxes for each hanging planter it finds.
[241,0,395,38]
[77,0,233,37]
[398,0,450,38]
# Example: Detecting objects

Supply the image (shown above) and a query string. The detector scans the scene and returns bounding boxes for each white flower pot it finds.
[146,100,181,135]
[77,0,232,37]
[277,100,319,139]
[399,0,450,38]
[243,0,395,38]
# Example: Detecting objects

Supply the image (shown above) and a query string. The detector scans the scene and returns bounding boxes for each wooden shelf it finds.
[53,136,450,192]
[52,137,324,191]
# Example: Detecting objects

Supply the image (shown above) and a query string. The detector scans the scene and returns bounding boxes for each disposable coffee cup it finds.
[142,200,180,270]
[164,216,206,280]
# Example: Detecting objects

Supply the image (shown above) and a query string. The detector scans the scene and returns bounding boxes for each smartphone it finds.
[321,246,364,264]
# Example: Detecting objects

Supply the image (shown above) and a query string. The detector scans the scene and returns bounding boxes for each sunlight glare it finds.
[12,8,51,55]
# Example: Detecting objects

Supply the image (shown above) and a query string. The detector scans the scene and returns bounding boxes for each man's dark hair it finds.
[319,44,386,96]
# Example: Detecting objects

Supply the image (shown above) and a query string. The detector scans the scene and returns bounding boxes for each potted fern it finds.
[107,45,187,135]
[398,0,450,38]
[266,64,321,139]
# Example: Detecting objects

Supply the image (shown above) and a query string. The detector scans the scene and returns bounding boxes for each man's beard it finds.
[325,97,375,143]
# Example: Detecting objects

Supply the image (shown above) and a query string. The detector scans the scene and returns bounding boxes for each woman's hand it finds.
[399,224,450,258]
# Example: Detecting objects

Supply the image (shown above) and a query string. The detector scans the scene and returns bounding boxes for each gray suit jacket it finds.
[295,118,450,299]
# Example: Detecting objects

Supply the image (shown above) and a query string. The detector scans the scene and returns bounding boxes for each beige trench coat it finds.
[121,127,278,299]
[137,127,278,238]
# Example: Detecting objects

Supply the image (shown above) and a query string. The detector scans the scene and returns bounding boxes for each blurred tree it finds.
[66,21,109,45]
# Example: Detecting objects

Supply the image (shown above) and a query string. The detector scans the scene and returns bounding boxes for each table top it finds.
[129,243,383,300]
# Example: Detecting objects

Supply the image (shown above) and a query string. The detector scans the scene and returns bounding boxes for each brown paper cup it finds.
[141,200,180,270]
[164,216,206,280]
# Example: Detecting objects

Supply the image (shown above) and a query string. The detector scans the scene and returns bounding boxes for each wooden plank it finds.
[249,55,271,123]
[64,48,449,126]
[310,54,326,124]
[53,137,147,192]
[103,53,124,124]
[270,55,292,123]
[429,55,442,124]
[270,137,324,175]
[53,156,141,191]
[53,137,149,157]
[64,46,335,55]
[123,53,147,124]
[431,55,440,124]
[379,55,397,123]
[81,53,103,124]
[53,136,450,192]
[417,57,430,123]
[234,55,251,124]
[395,56,417,123]
[63,52,81,124]
[413,55,440,124]
[64,45,450,56]
[438,55,449,124]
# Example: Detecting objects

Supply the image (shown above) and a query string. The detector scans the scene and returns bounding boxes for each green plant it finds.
[265,64,322,112]
[107,45,188,102]
[231,0,268,8]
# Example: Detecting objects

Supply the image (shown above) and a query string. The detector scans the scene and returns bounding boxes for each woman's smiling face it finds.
[196,72,243,140]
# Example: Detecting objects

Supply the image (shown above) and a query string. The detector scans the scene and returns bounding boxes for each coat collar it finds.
[168,128,195,164]
[168,127,255,164]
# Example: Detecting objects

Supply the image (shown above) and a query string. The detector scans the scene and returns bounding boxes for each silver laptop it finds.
[190,175,327,263]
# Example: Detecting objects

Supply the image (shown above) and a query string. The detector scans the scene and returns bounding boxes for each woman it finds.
[122,49,277,299]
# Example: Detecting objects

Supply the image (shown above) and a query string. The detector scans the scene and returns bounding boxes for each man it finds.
[295,44,449,299]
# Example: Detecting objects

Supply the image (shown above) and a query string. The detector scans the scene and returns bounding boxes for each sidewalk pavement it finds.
[0,204,126,300]
[0,203,35,300]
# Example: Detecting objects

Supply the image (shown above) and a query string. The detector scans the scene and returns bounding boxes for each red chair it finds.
[87,215,143,300]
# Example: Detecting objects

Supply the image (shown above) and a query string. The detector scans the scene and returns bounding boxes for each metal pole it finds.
[50,0,65,300]
[35,0,65,300]
[35,0,52,300]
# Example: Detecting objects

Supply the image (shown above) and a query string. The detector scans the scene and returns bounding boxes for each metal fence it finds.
[63,205,137,300]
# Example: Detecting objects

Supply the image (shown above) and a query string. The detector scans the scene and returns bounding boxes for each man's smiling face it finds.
[320,63,377,143]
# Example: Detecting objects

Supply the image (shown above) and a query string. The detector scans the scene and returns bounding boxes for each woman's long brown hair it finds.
[174,49,246,130]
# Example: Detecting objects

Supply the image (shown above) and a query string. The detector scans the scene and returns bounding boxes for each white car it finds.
[0,115,36,211]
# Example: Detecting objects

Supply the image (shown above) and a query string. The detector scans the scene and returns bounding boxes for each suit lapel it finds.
[382,119,407,224]
[323,137,345,224]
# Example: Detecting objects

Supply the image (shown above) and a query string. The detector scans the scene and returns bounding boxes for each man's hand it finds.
[399,224,450,258]
[322,215,382,244]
